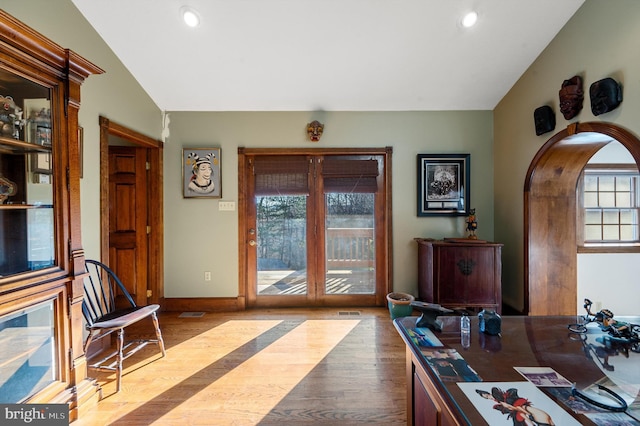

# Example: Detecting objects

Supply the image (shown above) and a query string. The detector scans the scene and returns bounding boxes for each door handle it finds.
[249,239,257,246]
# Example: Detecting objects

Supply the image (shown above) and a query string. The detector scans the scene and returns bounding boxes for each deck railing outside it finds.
[326,228,374,269]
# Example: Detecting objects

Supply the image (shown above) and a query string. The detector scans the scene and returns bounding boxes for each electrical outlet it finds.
[204,271,212,281]
[219,201,236,211]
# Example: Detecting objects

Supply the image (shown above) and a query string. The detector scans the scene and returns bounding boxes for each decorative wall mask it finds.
[533,105,555,136]
[558,75,584,120]
[306,120,324,142]
[590,77,622,116]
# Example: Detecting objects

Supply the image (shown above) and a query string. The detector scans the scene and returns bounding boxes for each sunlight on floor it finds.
[161,319,361,424]
[110,320,283,404]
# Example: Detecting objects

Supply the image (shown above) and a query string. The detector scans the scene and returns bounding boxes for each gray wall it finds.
[3,1,495,301]
[494,0,640,311]
[166,111,494,298]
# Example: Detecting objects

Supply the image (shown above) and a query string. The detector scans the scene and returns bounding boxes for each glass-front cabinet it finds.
[0,10,103,419]
[0,69,54,276]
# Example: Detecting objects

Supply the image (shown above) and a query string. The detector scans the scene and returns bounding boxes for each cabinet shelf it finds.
[0,204,53,210]
[0,136,51,154]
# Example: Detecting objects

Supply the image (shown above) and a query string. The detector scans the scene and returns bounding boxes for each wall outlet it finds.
[219,201,236,211]
[204,271,212,281]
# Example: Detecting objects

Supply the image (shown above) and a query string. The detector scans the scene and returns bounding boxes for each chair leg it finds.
[115,328,124,393]
[151,312,166,357]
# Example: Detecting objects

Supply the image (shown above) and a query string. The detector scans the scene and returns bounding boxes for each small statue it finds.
[466,208,478,239]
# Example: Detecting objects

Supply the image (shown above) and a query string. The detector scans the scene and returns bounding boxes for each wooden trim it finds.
[524,122,640,315]
[99,117,164,306]
[578,245,640,254]
[164,297,242,313]
[237,147,393,309]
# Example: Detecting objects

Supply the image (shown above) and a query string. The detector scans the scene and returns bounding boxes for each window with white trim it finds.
[582,166,640,245]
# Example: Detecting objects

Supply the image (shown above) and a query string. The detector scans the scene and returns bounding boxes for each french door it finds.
[238,148,392,308]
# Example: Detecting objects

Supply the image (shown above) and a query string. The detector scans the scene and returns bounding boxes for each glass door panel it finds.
[0,300,56,403]
[325,193,375,294]
[0,68,54,276]
[256,195,308,295]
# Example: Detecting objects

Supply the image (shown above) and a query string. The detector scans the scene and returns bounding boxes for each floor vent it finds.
[338,311,361,316]
[179,312,205,318]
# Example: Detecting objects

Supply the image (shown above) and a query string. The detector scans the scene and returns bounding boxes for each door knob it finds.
[249,239,256,246]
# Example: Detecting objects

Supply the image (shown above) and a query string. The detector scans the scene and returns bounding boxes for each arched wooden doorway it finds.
[525,122,640,315]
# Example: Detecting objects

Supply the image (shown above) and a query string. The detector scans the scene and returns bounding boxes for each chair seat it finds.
[91,304,160,330]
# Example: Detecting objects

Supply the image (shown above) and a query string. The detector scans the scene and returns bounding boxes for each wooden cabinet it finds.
[415,238,502,313]
[0,10,103,419]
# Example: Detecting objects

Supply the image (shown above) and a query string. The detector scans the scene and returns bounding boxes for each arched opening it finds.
[524,122,640,315]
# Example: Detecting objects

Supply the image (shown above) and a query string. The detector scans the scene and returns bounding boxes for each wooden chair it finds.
[82,259,166,392]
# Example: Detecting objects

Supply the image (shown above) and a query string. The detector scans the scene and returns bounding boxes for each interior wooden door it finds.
[108,146,149,306]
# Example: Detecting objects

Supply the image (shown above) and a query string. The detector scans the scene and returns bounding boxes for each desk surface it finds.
[394,315,640,425]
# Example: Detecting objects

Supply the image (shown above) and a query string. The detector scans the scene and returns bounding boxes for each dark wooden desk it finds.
[394,315,640,425]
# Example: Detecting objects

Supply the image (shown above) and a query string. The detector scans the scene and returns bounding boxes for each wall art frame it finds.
[417,153,470,216]
[182,147,221,198]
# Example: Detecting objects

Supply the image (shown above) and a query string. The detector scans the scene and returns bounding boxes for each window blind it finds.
[253,156,310,196]
[322,158,379,193]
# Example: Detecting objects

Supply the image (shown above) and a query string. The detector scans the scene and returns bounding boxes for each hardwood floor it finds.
[73,307,407,425]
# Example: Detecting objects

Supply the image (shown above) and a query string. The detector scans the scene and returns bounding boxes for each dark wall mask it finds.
[559,75,584,120]
[533,105,555,136]
[590,77,622,116]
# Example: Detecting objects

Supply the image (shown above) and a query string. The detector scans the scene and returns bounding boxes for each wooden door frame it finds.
[238,147,393,309]
[99,116,164,306]
[524,122,640,315]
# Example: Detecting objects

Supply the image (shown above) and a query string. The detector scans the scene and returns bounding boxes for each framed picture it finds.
[182,148,221,198]
[417,153,470,216]
[36,126,51,146]
[32,152,52,174]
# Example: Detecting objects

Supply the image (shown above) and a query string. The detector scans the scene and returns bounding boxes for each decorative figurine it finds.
[306,120,324,142]
[590,77,622,116]
[559,75,584,120]
[478,309,501,336]
[466,208,478,239]
[411,301,453,332]
[568,298,640,352]
[0,175,17,204]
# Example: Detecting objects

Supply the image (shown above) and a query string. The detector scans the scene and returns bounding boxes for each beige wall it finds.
[166,111,494,298]
[494,0,640,311]
[2,1,163,262]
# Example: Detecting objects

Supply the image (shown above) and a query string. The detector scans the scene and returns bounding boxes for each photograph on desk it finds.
[514,366,573,387]
[458,381,582,425]
[406,327,443,348]
[422,348,481,382]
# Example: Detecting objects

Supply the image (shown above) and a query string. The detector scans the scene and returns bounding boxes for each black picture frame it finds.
[417,153,470,216]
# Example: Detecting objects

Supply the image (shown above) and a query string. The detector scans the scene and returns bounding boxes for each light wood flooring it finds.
[73,307,407,425]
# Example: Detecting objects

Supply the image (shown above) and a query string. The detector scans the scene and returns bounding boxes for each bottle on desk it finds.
[460,314,471,348]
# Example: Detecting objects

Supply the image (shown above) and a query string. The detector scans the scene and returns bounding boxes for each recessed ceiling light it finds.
[461,11,478,28]
[181,6,200,28]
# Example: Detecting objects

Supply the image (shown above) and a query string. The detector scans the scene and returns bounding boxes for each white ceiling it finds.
[70,0,584,112]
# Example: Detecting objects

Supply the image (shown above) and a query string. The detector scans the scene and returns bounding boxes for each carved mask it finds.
[590,77,622,116]
[559,75,584,120]
[307,120,324,142]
